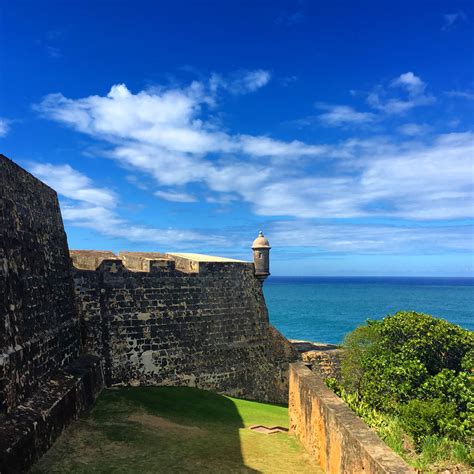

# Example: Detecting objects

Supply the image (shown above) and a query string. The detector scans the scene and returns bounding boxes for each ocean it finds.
[264,276,474,345]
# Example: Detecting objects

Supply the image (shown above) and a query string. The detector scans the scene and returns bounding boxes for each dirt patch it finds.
[128,413,204,435]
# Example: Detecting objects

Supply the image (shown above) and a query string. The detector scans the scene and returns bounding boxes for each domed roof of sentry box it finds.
[252,231,271,249]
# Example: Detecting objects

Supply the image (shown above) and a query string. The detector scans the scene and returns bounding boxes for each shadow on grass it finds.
[33,386,262,473]
[106,386,261,472]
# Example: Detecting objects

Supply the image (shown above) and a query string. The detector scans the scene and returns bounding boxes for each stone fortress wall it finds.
[0,155,82,414]
[71,250,296,404]
[0,155,104,472]
[0,153,295,471]
[0,154,415,473]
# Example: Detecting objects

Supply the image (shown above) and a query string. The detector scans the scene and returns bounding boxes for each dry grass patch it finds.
[32,386,321,473]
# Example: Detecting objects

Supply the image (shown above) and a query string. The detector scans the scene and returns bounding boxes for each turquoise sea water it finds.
[264,277,474,344]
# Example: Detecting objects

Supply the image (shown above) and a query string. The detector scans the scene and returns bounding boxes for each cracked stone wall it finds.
[0,155,82,414]
[72,251,296,404]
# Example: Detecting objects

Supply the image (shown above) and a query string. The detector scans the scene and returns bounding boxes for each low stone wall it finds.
[0,355,104,473]
[291,341,343,380]
[289,362,414,474]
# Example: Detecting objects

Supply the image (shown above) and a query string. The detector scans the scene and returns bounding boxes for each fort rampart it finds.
[0,154,295,471]
[71,250,296,404]
[0,155,83,414]
[1,154,415,473]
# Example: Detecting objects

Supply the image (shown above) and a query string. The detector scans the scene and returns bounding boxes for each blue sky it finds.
[1,0,473,276]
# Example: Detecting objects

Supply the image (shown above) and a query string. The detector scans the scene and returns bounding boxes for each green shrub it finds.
[398,398,458,444]
[339,311,474,448]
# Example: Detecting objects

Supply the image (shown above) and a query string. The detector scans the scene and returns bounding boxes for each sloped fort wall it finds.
[71,251,296,404]
[0,155,103,472]
[0,155,82,414]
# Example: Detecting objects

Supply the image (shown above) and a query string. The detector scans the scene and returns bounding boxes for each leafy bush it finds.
[338,312,474,447]
[398,398,457,444]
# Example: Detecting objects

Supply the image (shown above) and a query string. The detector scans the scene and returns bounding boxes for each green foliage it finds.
[334,311,474,470]
[413,436,474,471]
[398,399,458,444]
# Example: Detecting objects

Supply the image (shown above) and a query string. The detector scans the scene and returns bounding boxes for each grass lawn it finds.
[31,387,321,473]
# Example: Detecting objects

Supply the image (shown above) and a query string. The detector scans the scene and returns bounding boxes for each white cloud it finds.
[238,135,327,157]
[234,70,271,93]
[28,163,117,207]
[29,162,225,248]
[35,82,325,192]
[250,132,474,220]
[0,118,10,137]
[391,72,426,96]
[367,72,435,115]
[47,46,61,58]
[35,79,474,223]
[270,220,474,254]
[445,90,474,100]
[315,72,434,128]
[316,104,376,126]
[397,123,430,136]
[210,69,271,95]
[155,190,197,202]
[442,11,467,31]
[36,82,321,163]
[367,92,434,115]
[357,132,474,220]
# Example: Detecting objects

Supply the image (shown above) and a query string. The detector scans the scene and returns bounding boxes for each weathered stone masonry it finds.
[71,251,296,404]
[0,155,82,414]
[0,155,103,473]
[289,362,414,473]
[0,154,295,471]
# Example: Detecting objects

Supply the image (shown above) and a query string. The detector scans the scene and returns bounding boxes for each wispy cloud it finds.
[28,162,118,207]
[397,123,431,136]
[275,1,306,28]
[155,190,197,202]
[391,72,426,96]
[238,135,327,157]
[35,29,64,59]
[210,69,271,95]
[47,46,62,58]
[312,72,435,129]
[0,118,10,137]
[28,159,473,256]
[367,72,435,115]
[280,75,298,87]
[270,220,474,254]
[445,90,474,100]
[35,76,474,223]
[245,132,474,220]
[28,162,226,248]
[442,11,467,31]
[316,104,376,126]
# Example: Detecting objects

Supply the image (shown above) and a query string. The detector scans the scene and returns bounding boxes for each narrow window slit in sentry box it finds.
[249,425,289,435]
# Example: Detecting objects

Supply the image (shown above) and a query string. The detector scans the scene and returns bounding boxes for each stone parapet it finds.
[291,340,343,380]
[289,362,414,474]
